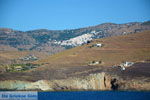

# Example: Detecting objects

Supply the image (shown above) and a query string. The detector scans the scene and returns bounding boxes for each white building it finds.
[121,62,134,67]
[95,43,102,47]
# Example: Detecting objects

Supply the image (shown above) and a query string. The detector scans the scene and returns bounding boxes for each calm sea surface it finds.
[39,91,150,100]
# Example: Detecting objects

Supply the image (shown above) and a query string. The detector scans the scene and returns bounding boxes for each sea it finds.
[39,91,150,100]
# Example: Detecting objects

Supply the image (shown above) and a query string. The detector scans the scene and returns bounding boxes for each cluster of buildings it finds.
[113,62,134,71]
[20,55,38,61]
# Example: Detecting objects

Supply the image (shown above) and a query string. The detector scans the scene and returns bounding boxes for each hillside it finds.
[0,31,150,91]
[0,21,150,55]
[0,51,49,65]
[34,30,150,67]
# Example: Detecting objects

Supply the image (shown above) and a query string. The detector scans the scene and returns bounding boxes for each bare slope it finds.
[0,31,150,82]
[0,21,150,55]
[34,30,150,68]
[0,50,49,67]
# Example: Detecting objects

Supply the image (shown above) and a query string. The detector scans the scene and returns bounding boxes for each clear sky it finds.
[0,0,150,31]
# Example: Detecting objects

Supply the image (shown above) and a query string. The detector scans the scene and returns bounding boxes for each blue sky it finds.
[0,0,150,31]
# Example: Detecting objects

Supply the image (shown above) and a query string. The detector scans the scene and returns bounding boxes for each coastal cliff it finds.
[0,72,150,91]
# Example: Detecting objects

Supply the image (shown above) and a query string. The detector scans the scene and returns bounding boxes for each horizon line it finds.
[0,20,149,32]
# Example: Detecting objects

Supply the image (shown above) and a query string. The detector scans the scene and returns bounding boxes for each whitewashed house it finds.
[89,61,101,65]
[91,43,102,47]
[121,62,134,67]
[119,61,134,71]
[95,43,102,47]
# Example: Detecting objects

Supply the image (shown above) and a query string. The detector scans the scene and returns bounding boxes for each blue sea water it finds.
[39,91,150,100]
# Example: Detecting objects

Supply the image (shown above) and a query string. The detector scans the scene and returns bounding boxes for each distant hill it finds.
[0,30,150,91]
[0,21,150,91]
[34,30,150,68]
[0,21,150,55]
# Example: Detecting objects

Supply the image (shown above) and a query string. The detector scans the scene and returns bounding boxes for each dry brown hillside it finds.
[0,51,48,64]
[0,31,150,83]
[34,30,150,69]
